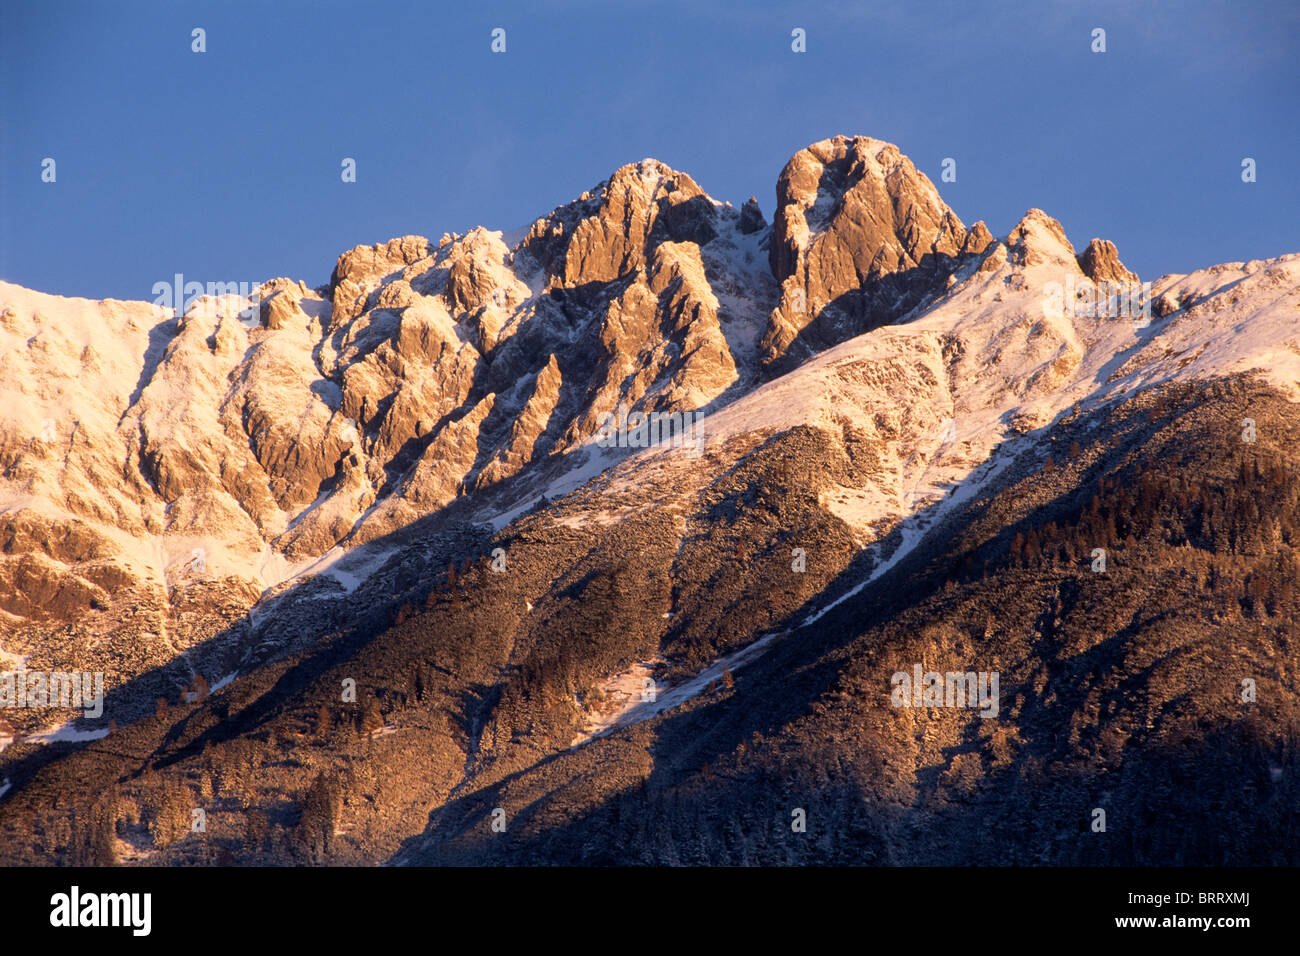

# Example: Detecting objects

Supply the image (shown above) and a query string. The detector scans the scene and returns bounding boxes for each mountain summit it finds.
[762,135,983,373]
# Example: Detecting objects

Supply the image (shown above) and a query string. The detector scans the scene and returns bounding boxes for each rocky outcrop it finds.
[961,220,995,257]
[739,197,765,235]
[329,236,432,293]
[1077,237,1139,286]
[760,136,971,375]
[516,160,717,288]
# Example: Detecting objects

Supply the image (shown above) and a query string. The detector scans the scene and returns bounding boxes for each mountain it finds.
[1,136,1298,866]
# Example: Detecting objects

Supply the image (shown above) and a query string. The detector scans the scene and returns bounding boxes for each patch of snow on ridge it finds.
[22,721,111,746]
[570,659,663,746]
[287,543,397,595]
[209,671,238,694]
[570,630,787,747]
[0,643,30,671]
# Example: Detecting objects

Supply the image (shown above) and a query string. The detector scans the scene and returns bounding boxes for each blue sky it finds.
[3,0,1297,301]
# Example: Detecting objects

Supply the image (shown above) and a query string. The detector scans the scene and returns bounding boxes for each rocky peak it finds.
[1077,237,1139,285]
[330,236,432,291]
[328,236,433,330]
[1005,209,1079,268]
[282,156,773,551]
[516,159,719,289]
[961,220,995,257]
[739,196,766,234]
[767,136,966,281]
[759,135,970,374]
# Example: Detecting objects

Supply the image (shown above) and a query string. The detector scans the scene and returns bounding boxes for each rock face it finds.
[334,159,777,547]
[961,220,995,257]
[739,197,765,235]
[760,136,972,374]
[512,160,721,292]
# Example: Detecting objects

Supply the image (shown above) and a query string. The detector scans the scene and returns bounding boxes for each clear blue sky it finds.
[3,0,1297,301]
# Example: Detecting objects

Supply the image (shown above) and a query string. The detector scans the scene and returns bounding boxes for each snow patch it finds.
[570,629,787,747]
[22,721,111,746]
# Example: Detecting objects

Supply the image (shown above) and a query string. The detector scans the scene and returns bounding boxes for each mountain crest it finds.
[518,158,718,288]
[759,135,971,373]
